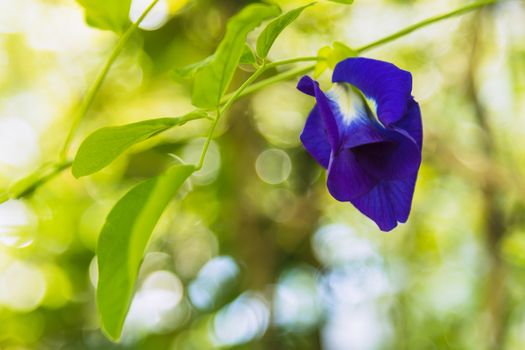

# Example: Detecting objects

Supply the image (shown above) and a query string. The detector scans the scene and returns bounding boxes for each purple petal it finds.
[392,97,423,150]
[352,129,421,180]
[300,106,331,168]
[326,149,378,201]
[340,117,387,149]
[297,75,316,96]
[332,57,412,126]
[350,174,417,231]
[297,76,340,149]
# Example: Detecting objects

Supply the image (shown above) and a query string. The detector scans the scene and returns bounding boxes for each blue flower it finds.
[297,57,422,231]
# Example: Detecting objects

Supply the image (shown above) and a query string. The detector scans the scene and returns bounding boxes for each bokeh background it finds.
[1,0,525,349]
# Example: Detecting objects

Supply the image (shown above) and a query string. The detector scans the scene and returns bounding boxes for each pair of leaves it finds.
[191,4,281,108]
[184,0,353,108]
[182,3,313,107]
[75,113,202,340]
[255,0,353,58]
[76,113,205,340]
[72,111,207,178]
[97,163,195,340]
[76,0,132,33]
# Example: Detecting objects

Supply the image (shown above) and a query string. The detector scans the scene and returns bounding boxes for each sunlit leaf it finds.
[191,4,281,108]
[256,3,315,59]
[97,164,195,341]
[72,111,207,178]
[76,0,132,33]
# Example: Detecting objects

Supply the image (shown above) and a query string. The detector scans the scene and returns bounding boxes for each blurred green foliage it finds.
[1,0,525,349]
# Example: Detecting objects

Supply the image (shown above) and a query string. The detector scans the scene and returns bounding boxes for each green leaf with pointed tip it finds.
[191,4,281,108]
[256,3,315,58]
[76,0,132,33]
[97,164,195,341]
[72,111,207,178]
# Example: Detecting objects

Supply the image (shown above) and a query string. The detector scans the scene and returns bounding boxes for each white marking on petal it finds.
[326,83,370,126]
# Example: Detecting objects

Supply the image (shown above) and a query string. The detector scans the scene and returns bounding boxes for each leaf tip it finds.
[101,326,121,343]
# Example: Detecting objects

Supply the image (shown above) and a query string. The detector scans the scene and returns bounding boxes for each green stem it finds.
[4,160,72,203]
[226,64,316,102]
[196,108,221,171]
[265,56,322,69]
[59,0,161,160]
[355,0,498,53]
[197,65,268,170]
[220,65,268,115]
[176,111,213,123]
[219,56,321,104]
[16,161,72,198]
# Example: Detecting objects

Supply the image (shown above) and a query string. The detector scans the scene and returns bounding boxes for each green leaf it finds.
[76,0,132,33]
[172,55,214,80]
[97,164,195,341]
[256,3,315,59]
[191,4,281,108]
[240,44,257,65]
[327,0,354,4]
[72,111,207,178]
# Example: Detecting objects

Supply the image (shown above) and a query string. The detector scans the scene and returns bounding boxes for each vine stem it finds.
[10,161,72,199]
[225,63,316,103]
[196,64,269,170]
[355,0,499,53]
[59,0,161,160]
[1,0,499,204]
[265,56,322,69]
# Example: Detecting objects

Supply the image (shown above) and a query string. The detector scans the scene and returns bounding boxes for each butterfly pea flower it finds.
[298,57,422,231]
